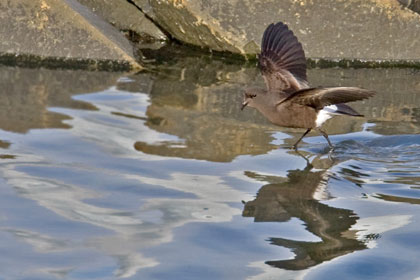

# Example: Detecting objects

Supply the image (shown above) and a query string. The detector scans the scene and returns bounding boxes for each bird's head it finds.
[241,88,266,110]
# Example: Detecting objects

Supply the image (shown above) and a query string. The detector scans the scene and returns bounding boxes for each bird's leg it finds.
[293,149,312,167]
[292,128,311,150]
[317,128,334,150]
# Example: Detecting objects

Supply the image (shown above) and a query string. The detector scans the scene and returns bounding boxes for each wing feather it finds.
[277,87,376,109]
[258,22,308,92]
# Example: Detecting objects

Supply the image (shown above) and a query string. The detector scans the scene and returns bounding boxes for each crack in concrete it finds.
[125,0,174,41]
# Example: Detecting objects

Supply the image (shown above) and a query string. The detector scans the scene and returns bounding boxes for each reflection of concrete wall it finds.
[309,68,420,134]
[131,57,279,162]
[0,66,122,133]
[126,54,420,161]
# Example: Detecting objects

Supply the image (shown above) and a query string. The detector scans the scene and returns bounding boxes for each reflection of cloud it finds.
[113,253,159,278]
[349,215,412,249]
[0,83,254,277]
[126,172,251,203]
[1,148,246,278]
[2,160,159,277]
[59,88,180,161]
[1,224,156,279]
[1,227,69,253]
[141,198,240,225]
[247,261,309,280]
[6,168,143,233]
[38,267,73,279]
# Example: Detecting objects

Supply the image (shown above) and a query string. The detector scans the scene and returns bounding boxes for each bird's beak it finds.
[241,101,248,111]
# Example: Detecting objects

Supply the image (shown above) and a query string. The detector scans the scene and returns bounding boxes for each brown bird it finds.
[241,22,375,150]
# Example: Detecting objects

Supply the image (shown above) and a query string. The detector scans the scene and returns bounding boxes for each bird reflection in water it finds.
[242,152,367,270]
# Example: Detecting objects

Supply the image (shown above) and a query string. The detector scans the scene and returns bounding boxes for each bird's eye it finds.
[246,94,256,98]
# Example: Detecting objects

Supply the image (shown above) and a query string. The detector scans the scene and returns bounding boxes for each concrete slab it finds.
[148,0,420,62]
[0,0,141,70]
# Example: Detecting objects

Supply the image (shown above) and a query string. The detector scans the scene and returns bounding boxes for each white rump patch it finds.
[315,105,338,127]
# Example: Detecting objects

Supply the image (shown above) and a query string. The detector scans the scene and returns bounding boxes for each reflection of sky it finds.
[0,86,259,278]
[1,150,249,278]
[51,87,179,159]
[351,215,412,249]
[304,206,420,280]
[0,79,419,279]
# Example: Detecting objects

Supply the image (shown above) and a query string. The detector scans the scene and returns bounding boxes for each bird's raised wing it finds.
[259,22,308,92]
[276,87,375,109]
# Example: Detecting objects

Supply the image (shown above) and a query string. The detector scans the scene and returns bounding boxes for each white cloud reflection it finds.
[55,88,180,161]
[1,152,246,278]
[350,215,412,249]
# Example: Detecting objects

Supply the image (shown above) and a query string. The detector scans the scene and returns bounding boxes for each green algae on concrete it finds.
[307,58,420,69]
[0,52,138,72]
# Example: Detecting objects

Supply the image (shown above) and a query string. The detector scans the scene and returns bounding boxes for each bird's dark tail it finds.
[335,103,364,117]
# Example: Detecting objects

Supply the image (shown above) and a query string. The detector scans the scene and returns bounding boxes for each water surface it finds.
[0,54,419,279]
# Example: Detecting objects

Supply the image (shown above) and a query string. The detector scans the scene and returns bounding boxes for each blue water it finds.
[0,63,419,279]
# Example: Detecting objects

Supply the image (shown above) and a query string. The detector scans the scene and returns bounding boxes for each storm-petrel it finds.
[241,22,375,150]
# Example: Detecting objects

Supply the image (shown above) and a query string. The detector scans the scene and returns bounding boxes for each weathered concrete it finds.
[131,0,157,20]
[0,0,141,70]
[147,0,420,62]
[398,0,420,14]
[77,0,166,42]
[2,0,420,69]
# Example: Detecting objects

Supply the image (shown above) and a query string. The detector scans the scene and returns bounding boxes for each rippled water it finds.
[0,52,419,279]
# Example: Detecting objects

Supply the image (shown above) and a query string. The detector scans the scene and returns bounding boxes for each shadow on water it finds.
[240,133,420,274]
[242,153,367,270]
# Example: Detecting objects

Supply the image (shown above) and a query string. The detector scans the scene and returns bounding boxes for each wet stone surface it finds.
[0,52,419,279]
